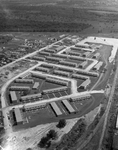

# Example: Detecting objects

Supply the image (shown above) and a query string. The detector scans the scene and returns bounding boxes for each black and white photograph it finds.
[0,0,118,150]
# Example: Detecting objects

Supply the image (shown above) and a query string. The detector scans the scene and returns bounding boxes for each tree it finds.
[57,119,66,128]
[63,147,68,150]
[22,90,30,96]
[26,148,32,150]
[38,136,49,148]
[47,130,57,140]
[45,140,51,148]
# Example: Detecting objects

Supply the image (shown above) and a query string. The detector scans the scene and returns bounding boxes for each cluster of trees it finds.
[102,93,118,150]
[99,106,105,117]
[54,119,86,150]
[38,119,66,149]
[26,148,32,150]
[38,130,57,148]
[102,111,116,149]
[56,119,66,128]
[0,3,93,32]
[1,1,118,32]
[0,21,91,32]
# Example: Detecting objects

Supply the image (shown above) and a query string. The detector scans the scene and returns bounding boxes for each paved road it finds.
[85,60,98,72]
[98,59,118,150]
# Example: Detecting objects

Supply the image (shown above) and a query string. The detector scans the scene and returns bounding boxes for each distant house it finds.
[62,100,75,114]
[13,108,23,125]
[93,61,103,71]
[79,79,91,89]
[92,53,100,59]
[79,61,88,69]
[116,115,118,129]
[50,102,62,117]
[15,79,34,84]
[10,86,30,91]
[82,52,90,57]
[32,82,39,90]
[9,91,18,104]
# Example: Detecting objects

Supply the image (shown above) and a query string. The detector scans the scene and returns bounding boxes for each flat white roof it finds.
[94,61,103,69]
[10,91,17,102]
[72,74,88,80]
[50,102,62,116]
[94,53,100,57]
[80,61,88,66]
[62,100,75,113]
[15,79,34,82]
[32,82,39,89]
[80,79,91,87]
[116,115,118,129]
[43,86,67,93]
[21,93,41,100]
[14,108,23,123]
[10,86,30,89]
[25,103,46,109]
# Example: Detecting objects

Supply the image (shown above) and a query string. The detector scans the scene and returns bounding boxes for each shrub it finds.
[38,136,49,148]
[47,130,57,140]
[38,130,57,148]
[57,119,66,128]
[26,148,32,150]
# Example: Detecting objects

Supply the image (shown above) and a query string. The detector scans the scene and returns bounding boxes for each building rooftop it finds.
[10,86,30,90]
[32,82,39,89]
[43,86,67,94]
[15,78,34,83]
[62,100,75,113]
[50,102,62,116]
[25,103,46,109]
[71,93,91,101]
[94,61,103,70]
[10,91,17,102]
[79,61,88,67]
[116,115,118,129]
[14,108,23,123]
[80,79,91,88]
[21,93,42,100]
